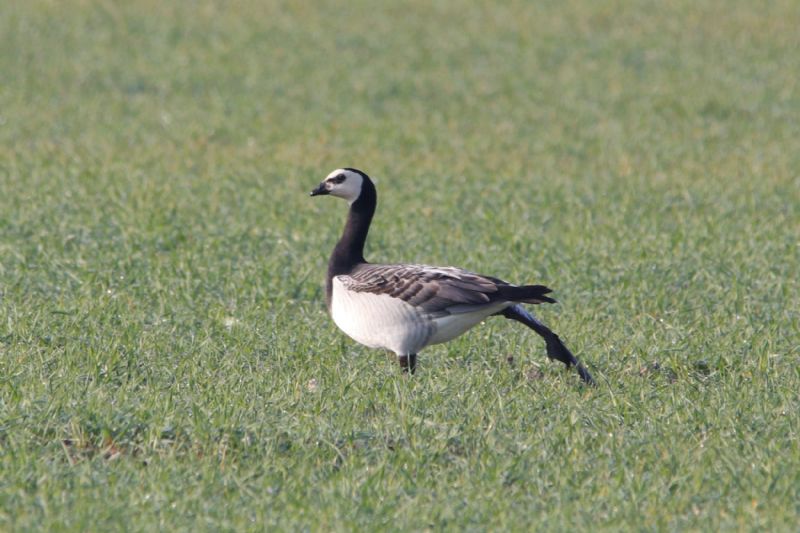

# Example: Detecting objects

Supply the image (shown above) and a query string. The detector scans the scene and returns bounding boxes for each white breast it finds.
[331,277,433,355]
[331,277,511,355]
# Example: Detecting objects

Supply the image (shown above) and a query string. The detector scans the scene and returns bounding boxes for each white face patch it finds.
[324,168,364,204]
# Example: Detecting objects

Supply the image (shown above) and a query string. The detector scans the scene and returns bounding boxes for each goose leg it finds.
[499,304,595,385]
[398,354,417,374]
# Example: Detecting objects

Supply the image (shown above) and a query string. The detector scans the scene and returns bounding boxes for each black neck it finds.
[326,177,376,305]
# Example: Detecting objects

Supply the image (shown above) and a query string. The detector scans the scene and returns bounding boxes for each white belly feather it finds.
[331,277,510,355]
[426,304,509,345]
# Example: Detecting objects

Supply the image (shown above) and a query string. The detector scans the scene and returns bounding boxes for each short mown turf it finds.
[1,1,798,530]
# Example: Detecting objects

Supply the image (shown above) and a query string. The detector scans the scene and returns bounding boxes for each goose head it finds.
[310,168,369,205]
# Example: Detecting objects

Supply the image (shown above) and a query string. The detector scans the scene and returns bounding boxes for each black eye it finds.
[332,174,346,184]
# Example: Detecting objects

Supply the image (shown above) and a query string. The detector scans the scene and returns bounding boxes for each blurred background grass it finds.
[1,0,799,530]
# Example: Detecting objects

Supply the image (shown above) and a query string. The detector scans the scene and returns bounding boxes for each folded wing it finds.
[337,264,555,317]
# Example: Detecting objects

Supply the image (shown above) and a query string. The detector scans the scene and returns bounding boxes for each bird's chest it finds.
[330,277,432,354]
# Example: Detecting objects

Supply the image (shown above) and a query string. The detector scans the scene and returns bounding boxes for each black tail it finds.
[497,284,557,305]
[499,304,595,385]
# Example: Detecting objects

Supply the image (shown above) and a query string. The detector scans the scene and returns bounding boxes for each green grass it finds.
[1,0,799,530]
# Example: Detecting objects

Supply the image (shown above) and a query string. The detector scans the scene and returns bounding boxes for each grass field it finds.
[1,0,799,530]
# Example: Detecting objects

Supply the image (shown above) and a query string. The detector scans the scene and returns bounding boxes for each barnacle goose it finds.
[310,168,594,385]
